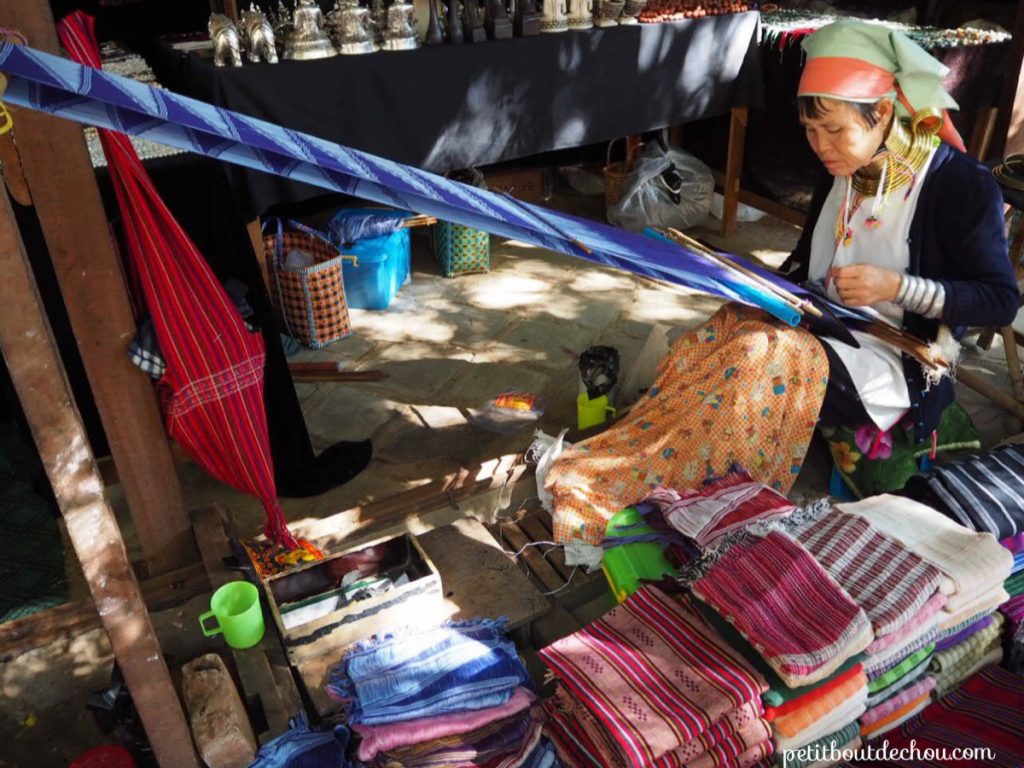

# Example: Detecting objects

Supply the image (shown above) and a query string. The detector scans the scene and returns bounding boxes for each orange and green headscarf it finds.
[798,19,965,152]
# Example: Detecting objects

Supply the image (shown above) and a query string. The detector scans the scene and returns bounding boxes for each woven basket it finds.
[433,221,490,278]
[262,218,354,349]
[603,138,630,210]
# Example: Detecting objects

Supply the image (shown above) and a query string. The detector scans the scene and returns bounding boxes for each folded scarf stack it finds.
[692,530,873,689]
[928,612,1005,698]
[835,495,1012,634]
[1001,534,1024,673]
[689,600,867,768]
[846,665,1024,766]
[539,587,774,767]
[326,618,551,768]
[686,530,873,767]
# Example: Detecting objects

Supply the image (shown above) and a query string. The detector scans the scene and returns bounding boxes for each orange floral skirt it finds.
[546,303,829,544]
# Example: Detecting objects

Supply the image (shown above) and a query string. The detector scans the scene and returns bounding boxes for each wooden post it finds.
[992,1,1024,159]
[0,0,194,576]
[721,107,748,237]
[0,185,200,768]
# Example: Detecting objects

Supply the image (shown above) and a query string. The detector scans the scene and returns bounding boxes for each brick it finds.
[182,654,257,768]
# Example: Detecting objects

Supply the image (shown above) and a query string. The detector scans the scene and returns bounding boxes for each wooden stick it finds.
[400,215,437,228]
[290,370,389,383]
[665,228,823,318]
[287,360,343,373]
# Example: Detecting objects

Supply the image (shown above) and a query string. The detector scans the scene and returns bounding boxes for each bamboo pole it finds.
[663,227,821,318]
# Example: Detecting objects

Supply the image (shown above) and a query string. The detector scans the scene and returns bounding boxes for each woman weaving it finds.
[545,20,1018,544]
[785,20,1018,495]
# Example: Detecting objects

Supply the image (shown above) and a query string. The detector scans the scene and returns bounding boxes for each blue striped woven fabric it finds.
[0,39,815,327]
[325,618,531,725]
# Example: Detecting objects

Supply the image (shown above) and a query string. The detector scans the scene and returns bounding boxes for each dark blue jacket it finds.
[784,143,1020,443]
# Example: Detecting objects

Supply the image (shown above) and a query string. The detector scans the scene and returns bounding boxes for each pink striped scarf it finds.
[539,587,767,767]
[545,687,773,768]
[692,531,873,687]
[796,513,942,637]
[865,592,947,655]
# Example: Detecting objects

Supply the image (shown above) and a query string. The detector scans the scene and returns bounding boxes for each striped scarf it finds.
[544,688,773,768]
[795,513,941,637]
[538,587,768,767]
[911,444,1024,540]
[692,531,873,687]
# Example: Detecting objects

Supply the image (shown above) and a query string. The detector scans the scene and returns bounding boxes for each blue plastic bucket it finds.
[330,209,411,310]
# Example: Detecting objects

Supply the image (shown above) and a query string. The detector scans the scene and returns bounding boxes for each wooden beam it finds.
[721,107,749,237]
[957,367,1024,421]
[290,453,532,552]
[967,107,999,163]
[993,1,1024,158]
[0,0,193,577]
[0,562,210,661]
[0,184,199,768]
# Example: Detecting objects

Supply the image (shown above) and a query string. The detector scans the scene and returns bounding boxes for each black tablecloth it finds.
[148,12,764,218]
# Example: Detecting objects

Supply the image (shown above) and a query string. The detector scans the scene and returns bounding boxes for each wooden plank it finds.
[292,453,533,552]
[967,107,999,162]
[192,506,301,744]
[247,217,272,299]
[496,519,564,593]
[0,184,199,768]
[517,514,572,582]
[0,562,210,659]
[0,0,193,577]
[721,107,749,237]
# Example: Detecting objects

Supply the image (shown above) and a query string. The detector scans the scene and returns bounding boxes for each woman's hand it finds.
[828,264,902,307]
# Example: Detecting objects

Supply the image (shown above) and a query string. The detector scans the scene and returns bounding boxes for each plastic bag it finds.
[466,390,544,433]
[579,345,620,400]
[608,140,714,232]
[527,429,571,513]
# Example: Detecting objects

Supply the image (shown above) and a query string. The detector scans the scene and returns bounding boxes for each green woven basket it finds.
[433,221,490,278]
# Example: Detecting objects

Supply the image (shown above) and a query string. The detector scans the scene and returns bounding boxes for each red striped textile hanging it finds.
[58,11,297,547]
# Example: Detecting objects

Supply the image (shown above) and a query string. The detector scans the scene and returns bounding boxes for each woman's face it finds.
[800,98,893,177]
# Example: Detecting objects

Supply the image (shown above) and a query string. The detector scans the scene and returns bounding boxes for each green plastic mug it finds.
[577,392,617,430]
[199,581,265,649]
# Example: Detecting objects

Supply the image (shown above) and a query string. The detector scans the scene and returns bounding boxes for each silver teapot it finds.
[283,0,339,60]
[328,0,378,54]
[381,1,419,51]
[240,4,279,63]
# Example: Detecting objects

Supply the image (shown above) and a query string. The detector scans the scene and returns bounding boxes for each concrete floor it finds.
[3,176,1021,764]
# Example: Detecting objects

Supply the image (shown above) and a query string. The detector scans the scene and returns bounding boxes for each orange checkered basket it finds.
[263,218,355,349]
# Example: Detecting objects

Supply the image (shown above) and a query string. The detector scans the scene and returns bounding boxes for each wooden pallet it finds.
[488,508,607,608]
